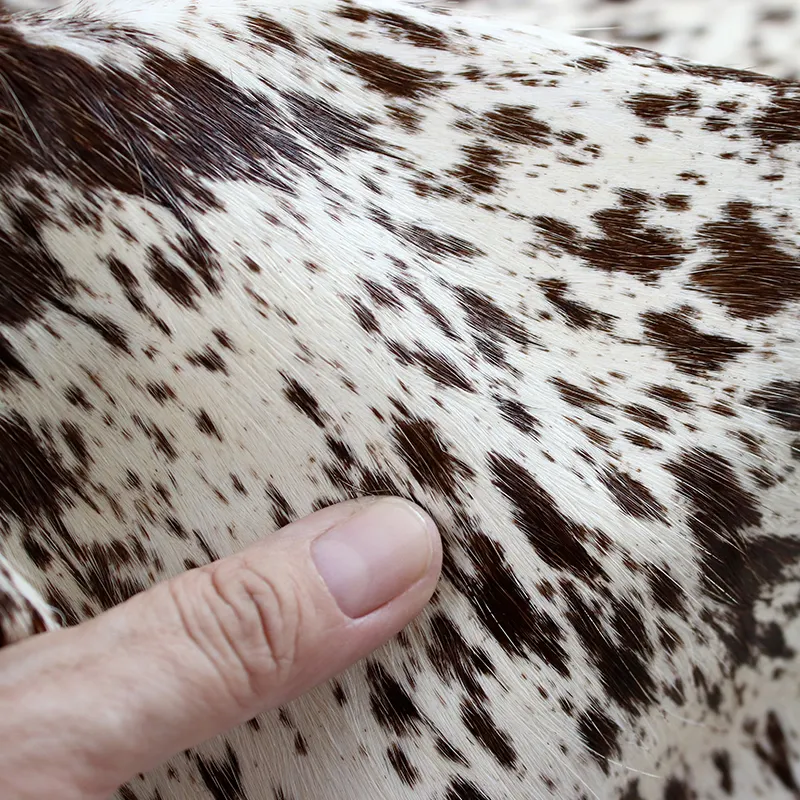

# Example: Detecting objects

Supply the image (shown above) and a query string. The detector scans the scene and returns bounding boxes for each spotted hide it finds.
[0,0,798,797]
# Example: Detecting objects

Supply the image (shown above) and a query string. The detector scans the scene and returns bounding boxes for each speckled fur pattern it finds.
[0,0,798,797]
[442,0,800,81]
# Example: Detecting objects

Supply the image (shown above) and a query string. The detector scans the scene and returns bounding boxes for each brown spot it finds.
[247,14,303,53]
[645,385,694,411]
[693,202,800,319]
[0,211,73,328]
[662,194,691,211]
[148,246,199,308]
[625,89,701,127]
[282,375,326,428]
[493,396,539,436]
[641,309,749,375]
[0,333,34,387]
[601,466,667,521]
[488,452,604,581]
[746,381,799,431]
[551,378,612,413]
[351,296,380,333]
[392,415,474,500]
[540,278,616,331]
[574,56,609,72]
[454,524,569,674]
[483,105,552,146]
[186,345,227,374]
[566,585,656,714]
[456,287,534,347]
[387,341,475,392]
[751,86,800,148]
[624,403,670,431]
[461,698,517,769]
[578,703,621,773]
[754,711,799,793]
[0,412,77,522]
[668,449,760,603]
[366,662,424,736]
[370,11,450,50]
[195,409,222,440]
[386,744,419,787]
[624,431,662,450]
[445,777,490,800]
[321,39,450,99]
[399,226,484,260]
[711,751,734,794]
[647,566,686,613]
[450,141,506,194]
[427,612,491,698]
[535,191,689,282]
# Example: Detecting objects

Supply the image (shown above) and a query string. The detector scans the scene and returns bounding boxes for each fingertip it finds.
[311,497,441,619]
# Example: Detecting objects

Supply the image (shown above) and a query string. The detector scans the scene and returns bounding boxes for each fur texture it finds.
[0,0,798,797]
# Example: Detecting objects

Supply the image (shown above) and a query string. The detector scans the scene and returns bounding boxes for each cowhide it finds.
[0,0,798,797]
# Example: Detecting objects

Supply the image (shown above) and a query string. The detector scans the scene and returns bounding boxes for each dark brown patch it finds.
[450,141,506,194]
[366,661,424,736]
[0,210,73,328]
[0,412,77,522]
[601,465,667,521]
[641,309,749,375]
[540,278,616,331]
[693,201,800,319]
[186,345,227,374]
[624,403,670,431]
[645,385,694,411]
[750,85,800,148]
[551,378,612,414]
[625,89,701,127]
[668,449,760,603]
[575,56,609,72]
[445,777,490,800]
[0,333,34,387]
[386,744,419,787]
[321,39,450,99]
[461,698,517,769]
[566,585,657,714]
[535,191,689,282]
[148,246,200,308]
[754,711,799,793]
[195,409,222,440]
[453,524,569,674]
[399,225,484,260]
[371,11,450,50]
[483,104,552,146]
[455,286,535,346]
[427,612,491,698]
[488,452,604,581]
[577,703,621,773]
[662,194,691,211]
[247,14,303,53]
[282,375,326,427]
[391,415,474,500]
[387,341,475,392]
[712,750,734,794]
[195,744,245,800]
[285,91,384,156]
[493,395,540,436]
[746,381,799,431]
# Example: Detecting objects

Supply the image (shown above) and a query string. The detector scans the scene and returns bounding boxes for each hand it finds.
[0,498,442,800]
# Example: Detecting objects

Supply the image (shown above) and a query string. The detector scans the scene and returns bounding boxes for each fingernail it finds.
[312,499,435,618]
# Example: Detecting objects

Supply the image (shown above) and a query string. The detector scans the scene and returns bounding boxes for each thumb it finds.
[0,497,441,800]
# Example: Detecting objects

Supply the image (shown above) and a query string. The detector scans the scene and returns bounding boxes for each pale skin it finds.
[0,497,443,800]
